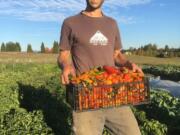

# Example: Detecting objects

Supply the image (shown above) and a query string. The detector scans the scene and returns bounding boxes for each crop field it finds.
[0,52,180,66]
[0,52,180,135]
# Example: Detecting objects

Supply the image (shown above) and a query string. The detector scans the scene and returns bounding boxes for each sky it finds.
[0,0,180,51]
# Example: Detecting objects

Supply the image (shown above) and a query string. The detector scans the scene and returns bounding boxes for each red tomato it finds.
[103,65,120,74]
[123,74,131,81]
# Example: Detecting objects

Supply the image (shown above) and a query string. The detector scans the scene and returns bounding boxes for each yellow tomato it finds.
[106,80,112,85]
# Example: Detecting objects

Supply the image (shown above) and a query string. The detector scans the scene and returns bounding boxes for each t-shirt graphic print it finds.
[90,30,108,46]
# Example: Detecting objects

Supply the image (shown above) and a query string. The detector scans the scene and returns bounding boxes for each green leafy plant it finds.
[0,63,179,135]
[0,108,53,134]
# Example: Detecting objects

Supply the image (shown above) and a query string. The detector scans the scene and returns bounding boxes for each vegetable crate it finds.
[66,77,150,112]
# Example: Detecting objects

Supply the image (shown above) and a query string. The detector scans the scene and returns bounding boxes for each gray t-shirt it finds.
[59,11,122,75]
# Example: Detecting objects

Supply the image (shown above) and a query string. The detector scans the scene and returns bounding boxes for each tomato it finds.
[105,80,112,85]
[123,74,131,81]
[78,93,82,110]
[102,72,108,78]
[103,65,120,74]
[139,83,144,89]
[139,96,145,101]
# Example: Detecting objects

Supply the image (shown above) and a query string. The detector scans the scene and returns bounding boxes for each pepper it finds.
[103,65,120,74]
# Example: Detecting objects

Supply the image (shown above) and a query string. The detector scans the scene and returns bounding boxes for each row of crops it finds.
[142,65,180,81]
[0,64,71,135]
[0,64,180,135]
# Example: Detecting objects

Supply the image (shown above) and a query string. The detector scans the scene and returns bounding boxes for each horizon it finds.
[0,0,180,51]
[1,41,179,53]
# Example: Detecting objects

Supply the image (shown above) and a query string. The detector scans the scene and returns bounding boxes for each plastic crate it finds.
[66,77,150,112]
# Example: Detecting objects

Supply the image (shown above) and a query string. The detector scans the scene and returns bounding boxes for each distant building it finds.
[45,47,52,53]
[124,51,132,56]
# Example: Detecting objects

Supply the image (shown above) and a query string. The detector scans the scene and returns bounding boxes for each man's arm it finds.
[113,49,144,74]
[113,49,131,67]
[57,50,76,84]
[58,50,72,69]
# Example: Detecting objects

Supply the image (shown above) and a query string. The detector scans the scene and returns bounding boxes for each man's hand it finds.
[61,66,76,84]
[127,62,144,75]
[114,49,144,75]
[58,50,76,84]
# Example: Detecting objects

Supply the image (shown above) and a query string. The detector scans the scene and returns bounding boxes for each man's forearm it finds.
[114,50,132,67]
[57,50,73,70]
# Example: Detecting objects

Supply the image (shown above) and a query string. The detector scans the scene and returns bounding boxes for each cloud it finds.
[0,0,85,21]
[119,16,136,24]
[105,0,151,7]
[159,3,166,7]
[0,0,152,23]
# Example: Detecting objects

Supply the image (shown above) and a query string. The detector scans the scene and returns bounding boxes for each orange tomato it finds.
[105,80,112,85]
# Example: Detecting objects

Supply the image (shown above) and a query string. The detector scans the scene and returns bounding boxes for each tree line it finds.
[123,43,180,58]
[0,41,59,53]
[1,42,21,52]
[1,42,180,57]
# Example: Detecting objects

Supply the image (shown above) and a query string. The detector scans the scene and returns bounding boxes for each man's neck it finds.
[83,7,103,17]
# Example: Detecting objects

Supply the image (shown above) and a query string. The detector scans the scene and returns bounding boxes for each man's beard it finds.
[86,0,104,10]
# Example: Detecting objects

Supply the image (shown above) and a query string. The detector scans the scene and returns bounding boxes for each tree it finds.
[5,42,21,52]
[52,41,59,53]
[1,42,6,52]
[152,44,157,51]
[165,45,169,52]
[6,42,14,51]
[27,44,33,53]
[41,42,45,53]
[6,42,21,52]
[15,42,21,52]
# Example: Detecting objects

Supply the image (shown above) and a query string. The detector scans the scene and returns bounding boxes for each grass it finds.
[0,52,179,66]
[127,55,180,66]
[0,52,57,64]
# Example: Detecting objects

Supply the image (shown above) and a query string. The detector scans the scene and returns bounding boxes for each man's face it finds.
[86,0,104,9]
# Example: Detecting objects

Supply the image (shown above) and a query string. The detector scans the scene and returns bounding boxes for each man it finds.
[58,0,143,135]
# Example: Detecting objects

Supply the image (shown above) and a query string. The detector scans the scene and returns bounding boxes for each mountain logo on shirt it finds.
[89,30,108,46]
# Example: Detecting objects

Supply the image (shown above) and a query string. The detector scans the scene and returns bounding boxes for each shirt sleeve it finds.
[114,21,123,51]
[59,20,73,51]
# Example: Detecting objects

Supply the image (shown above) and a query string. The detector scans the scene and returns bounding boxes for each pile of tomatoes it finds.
[70,66,148,111]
